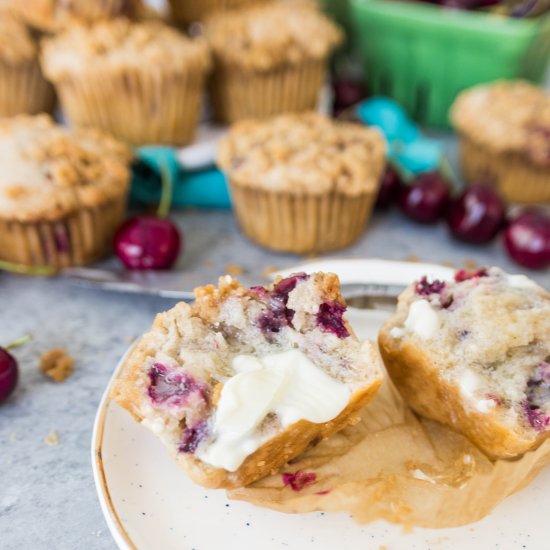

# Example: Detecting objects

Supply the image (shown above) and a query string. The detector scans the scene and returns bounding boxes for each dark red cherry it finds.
[0,347,18,402]
[114,216,181,270]
[504,210,550,270]
[332,78,367,116]
[376,166,402,209]
[399,171,451,224]
[447,184,506,244]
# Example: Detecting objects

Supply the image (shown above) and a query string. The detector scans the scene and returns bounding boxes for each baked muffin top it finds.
[0,11,38,64]
[0,115,132,222]
[9,0,144,32]
[42,19,211,79]
[204,1,343,70]
[217,112,385,195]
[451,80,550,167]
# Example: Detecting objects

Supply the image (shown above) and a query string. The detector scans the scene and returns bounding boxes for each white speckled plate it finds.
[92,259,550,550]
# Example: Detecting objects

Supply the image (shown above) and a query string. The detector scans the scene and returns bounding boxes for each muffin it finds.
[111,272,383,488]
[217,112,385,253]
[0,115,132,270]
[10,0,145,32]
[378,267,550,459]
[41,20,211,146]
[451,81,550,203]
[0,11,55,116]
[204,2,342,123]
[169,0,267,27]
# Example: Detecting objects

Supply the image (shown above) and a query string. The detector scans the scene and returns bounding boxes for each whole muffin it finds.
[217,112,385,253]
[169,0,267,27]
[41,20,211,146]
[0,115,132,270]
[10,0,144,32]
[204,2,343,123]
[0,11,55,116]
[451,80,550,203]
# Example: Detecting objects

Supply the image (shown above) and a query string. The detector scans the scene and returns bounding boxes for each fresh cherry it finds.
[376,166,402,209]
[399,171,450,224]
[0,347,18,402]
[447,184,506,244]
[114,216,181,270]
[504,210,550,270]
[332,78,367,116]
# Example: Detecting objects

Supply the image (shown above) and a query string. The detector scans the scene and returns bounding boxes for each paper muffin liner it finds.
[0,195,127,271]
[0,60,55,116]
[459,136,550,204]
[53,68,206,146]
[229,178,376,253]
[169,0,264,26]
[211,60,327,124]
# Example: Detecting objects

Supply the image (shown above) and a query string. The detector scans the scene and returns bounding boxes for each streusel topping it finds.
[204,1,343,71]
[42,19,211,79]
[451,80,550,167]
[217,112,386,195]
[0,11,37,63]
[9,0,144,32]
[0,115,132,221]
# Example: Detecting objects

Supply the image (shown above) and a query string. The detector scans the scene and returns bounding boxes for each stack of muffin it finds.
[0,0,388,270]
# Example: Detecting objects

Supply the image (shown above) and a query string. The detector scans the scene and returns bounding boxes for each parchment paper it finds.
[228,370,550,528]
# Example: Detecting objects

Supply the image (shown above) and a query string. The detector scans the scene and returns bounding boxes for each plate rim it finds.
[90,258,454,550]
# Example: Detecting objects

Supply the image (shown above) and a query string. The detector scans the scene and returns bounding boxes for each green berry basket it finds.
[346,0,550,127]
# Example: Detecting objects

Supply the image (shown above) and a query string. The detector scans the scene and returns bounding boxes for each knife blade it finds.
[61,267,406,307]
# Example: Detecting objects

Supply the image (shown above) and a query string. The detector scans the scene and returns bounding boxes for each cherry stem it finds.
[389,159,414,184]
[5,335,31,351]
[439,156,459,192]
[156,162,174,219]
[0,259,56,277]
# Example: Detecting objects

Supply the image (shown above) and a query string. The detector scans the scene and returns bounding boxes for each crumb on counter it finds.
[44,431,59,446]
[404,255,420,263]
[40,348,75,382]
[463,258,479,270]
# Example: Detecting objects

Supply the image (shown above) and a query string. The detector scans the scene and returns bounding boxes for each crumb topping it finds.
[0,115,132,221]
[204,1,343,71]
[42,19,211,79]
[451,80,550,167]
[40,348,75,382]
[10,0,144,32]
[217,112,385,195]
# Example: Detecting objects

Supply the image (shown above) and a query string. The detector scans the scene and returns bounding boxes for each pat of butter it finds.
[197,350,350,472]
[458,369,495,414]
[404,300,440,340]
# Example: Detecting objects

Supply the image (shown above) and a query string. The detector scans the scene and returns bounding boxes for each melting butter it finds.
[197,349,350,472]
[404,300,440,340]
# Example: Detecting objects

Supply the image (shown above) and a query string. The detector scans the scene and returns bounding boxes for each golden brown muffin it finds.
[0,114,132,270]
[41,19,211,146]
[0,11,55,115]
[111,272,383,488]
[451,80,550,203]
[10,0,144,32]
[169,0,268,27]
[217,112,385,253]
[204,1,343,122]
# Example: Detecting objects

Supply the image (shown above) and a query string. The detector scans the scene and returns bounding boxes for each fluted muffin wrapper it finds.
[169,0,264,25]
[53,67,206,146]
[230,361,550,528]
[0,195,126,271]
[0,60,55,116]
[211,60,327,124]
[228,178,376,253]
[459,136,550,204]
